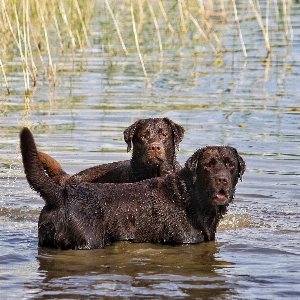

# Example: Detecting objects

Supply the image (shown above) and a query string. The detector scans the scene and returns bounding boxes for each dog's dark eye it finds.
[225,161,235,169]
[204,159,215,169]
[140,132,149,140]
[157,129,167,138]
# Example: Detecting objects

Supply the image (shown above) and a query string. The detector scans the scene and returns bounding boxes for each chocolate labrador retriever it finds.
[38,118,184,185]
[20,127,245,250]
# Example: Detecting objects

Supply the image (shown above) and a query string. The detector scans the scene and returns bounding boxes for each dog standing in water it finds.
[20,127,245,250]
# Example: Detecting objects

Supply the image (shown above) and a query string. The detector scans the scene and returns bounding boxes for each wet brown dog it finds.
[38,118,184,185]
[21,127,245,250]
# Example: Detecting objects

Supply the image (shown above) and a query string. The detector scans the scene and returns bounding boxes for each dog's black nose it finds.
[216,175,228,184]
[150,142,162,153]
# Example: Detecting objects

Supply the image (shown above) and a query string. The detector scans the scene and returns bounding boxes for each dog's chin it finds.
[213,189,231,206]
[147,156,165,167]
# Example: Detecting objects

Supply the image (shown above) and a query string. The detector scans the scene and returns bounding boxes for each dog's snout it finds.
[216,174,229,185]
[149,142,162,153]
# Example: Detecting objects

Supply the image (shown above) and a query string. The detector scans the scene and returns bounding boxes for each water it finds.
[1,1,300,299]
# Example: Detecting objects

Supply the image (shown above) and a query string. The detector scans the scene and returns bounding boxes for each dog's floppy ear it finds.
[229,147,246,181]
[123,120,141,152]
[237,152,246,181]
[164,118,185,151]
[185,148,205,184]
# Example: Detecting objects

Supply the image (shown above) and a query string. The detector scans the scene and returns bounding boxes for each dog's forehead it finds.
[202,147,235,160]
[202,148,219,159]
[218,146,236,157]
[139,119,170,132]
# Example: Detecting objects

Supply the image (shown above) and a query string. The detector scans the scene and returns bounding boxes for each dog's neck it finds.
[130,155,177,182]
[177,167,229,241]
[130,159,160,182]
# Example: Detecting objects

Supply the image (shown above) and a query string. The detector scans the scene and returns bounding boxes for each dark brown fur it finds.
[20,127,245,250]
[38,118,184,185]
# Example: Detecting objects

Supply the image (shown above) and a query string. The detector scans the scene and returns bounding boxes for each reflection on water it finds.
[27,242,235,299]
[1,1,300,299]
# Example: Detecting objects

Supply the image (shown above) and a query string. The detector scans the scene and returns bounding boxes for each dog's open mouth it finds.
[215,189,228,205]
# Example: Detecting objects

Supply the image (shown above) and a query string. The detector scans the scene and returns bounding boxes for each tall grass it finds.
[0,0,294,94]
[0,0,94,95]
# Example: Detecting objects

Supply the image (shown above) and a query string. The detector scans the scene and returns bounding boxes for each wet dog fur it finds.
[20,127,245,250]
[38,118,184,185]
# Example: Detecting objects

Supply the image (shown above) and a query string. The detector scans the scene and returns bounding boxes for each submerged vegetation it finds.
[0,0,295,94]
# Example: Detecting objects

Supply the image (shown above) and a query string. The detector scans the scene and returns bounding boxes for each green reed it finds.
[0,0,294,94]
[0,0,93,95]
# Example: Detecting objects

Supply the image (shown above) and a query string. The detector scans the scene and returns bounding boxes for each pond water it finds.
[1,1,300,299]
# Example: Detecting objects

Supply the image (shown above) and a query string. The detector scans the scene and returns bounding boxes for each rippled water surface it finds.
[1,1,300,299]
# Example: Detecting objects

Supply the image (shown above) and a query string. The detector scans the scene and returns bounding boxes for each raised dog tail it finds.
[38,151,70,185]
[20,127,63,207]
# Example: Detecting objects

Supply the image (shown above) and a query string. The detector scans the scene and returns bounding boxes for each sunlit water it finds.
[1,2,300,299]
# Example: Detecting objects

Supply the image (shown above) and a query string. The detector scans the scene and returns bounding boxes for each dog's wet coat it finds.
[20,127,245,250]
[38,118,184,185]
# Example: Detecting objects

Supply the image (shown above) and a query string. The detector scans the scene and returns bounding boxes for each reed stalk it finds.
[249,0,271,53]
[219,0,226,16]
[194,3,222,50]
[30,23,47,72]
[158,0,174,33]
[197,0,205,12]
[25,0,38,86]
[130,1,148,87]
[0,0,295,93]
[14,2,31,94]
[105,0,128,56]
[35,0,54,76]
[231,0,247,57]
[1,0,24,91]
[282,0,293,40]
[188,12,218,55]
[178,0,187,33]
[147,0,163,57]
[58,0,76,50]
[0,59,10,94]
[273,0,279,22]
[51,0,64,52]
[136,0,146,34]
[1,0,93,93]
[73,0,91,50]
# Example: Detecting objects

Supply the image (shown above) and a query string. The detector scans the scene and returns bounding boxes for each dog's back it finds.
[20,128,244,250]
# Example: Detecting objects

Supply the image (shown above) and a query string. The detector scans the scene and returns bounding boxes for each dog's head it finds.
[124,118,184,167]
[185,146,245,206]
[124,118,184,152]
